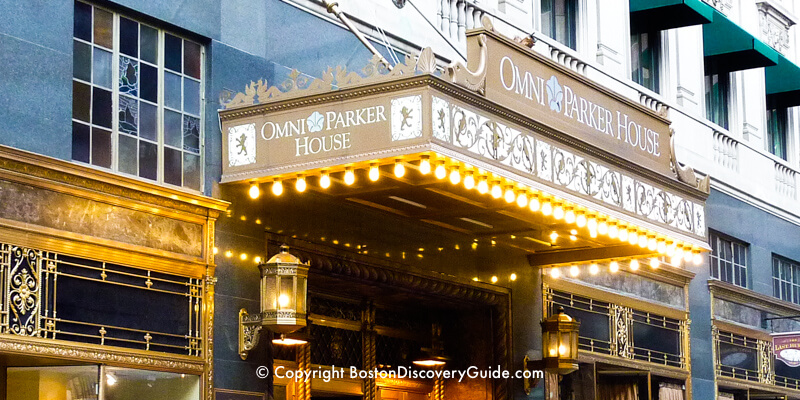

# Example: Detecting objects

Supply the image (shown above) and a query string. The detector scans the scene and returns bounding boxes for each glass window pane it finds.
[139,102,157,141]
[165,34,182,73]
[93,48,112,89]
[91,127,111,168]
[138,140,157,180]
[164,147,182,186]
[164,110,182,148]
[183,115,200,153]
[73,40,91,82]
[72,81,91,123]
[103,367,199,399]
[119,95,138,136]
[8,366,100,400]
[183,153,201,190]
[74,2,92,42]
[72,122,90,163]
[119,17,139,57]
[91,87,112,128]
[140,25,158,64]
[140,64,158,103]
[165,72,182,110]
[93,8,113,49]
[119,56,139,96]
[184,78,200,116]
[184,41,201,79]
[118,134,138,175]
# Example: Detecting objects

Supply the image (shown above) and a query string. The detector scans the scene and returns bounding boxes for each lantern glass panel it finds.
[296,276,307,313]
[547,331,559,357]
[263,274,277,312]
[279,276,294,310]
[560,332,572,357]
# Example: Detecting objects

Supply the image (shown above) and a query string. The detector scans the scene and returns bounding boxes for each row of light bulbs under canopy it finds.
[545,256,699,281]
[247,153,704,261]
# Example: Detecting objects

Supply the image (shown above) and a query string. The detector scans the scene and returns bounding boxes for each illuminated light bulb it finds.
[319,173,331,189]
[587,217,598,232]
[541,200,553,216]
[570,235,577,241]
[553,205,565,220]
[570,265,580,277]
[670,255,681,267]
[576,213,587,228]
[240,253,247,261]
[598,220,608,235]
[435,163,447,179]
[369,165,380,181]
[344,168,355,185]
[609,261,620,273]
[558,345,567,356]
[630,259,640,271]
[565,208,576,224]
[491,182,503,199]
[419,158,431,175]
[638,235,648,248]
[225,250,233,258]
[295,176,307,192]
[647,237,657,251]
[477,178,489,194]
[589,228,598,238]
[570,229,578,235]
[271,180,284,196]
[549,348,558,357]
[628,231,639,245]
[394,161,405,178]
[278,294,290,308]
[254,256,262,263]
[504,187,516,203]
[683,249,693,262]
[550,231,559,242]
[589,263,599,275]
[212,247,219,255]
[472,277,479,281]
[550,268,561,279]
[657,240,667,254]
[106,373,117,386]
[529,197,541,212]
[608,224,618,239]
[666,243,676,257]
[510,273,517,281]
[618,227,629,242]
[491,276,498,283]
[449,168,461,185]
[675,247,685,261]
[650,257,660,269]
[464,173,475,189]
[693,252,703,266]
[516,192,528,208]
[249,183,260,199]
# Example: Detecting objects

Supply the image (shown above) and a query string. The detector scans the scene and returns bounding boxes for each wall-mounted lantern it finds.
[239,245,309,360]
[541,306,580,375]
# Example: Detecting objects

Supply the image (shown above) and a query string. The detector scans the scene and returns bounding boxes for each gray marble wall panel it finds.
[567,271,685,308]
[0,179,202,257]
[713,298,762,328]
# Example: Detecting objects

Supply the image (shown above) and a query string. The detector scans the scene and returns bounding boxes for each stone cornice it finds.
[709,279,800,316]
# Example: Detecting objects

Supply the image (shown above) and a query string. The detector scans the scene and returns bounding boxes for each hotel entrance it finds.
[216,20,709,400]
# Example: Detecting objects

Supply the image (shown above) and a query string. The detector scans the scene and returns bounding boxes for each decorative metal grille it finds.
[376,334,418,368]
[548,289,686,369]
[310,324,362,368]
[714,329,761,382]
[0,243,203,357]
[309,296,361,321]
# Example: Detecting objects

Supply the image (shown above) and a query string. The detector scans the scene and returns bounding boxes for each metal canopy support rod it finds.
[322,1,393,71]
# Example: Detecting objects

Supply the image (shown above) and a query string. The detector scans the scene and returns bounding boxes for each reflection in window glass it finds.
[7,365,99,400]
[705,73,730,130]
[767,107,788,160]
[541,0,576,50]
[630,32,660,93]
[103,366,200,400]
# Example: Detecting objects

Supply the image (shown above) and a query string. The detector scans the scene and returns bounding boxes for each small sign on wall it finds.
[774,332,800,367]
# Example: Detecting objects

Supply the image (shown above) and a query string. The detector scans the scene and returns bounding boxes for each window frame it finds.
[630,30,661,93]
[72,1,205,192]
[705,72,731,130]
[541,0,577,50]
[766,107,788,161]
[773,255,800,305]
[708,230,748,288]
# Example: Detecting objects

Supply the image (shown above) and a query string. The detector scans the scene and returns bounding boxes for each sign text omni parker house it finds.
[499,56,661,157]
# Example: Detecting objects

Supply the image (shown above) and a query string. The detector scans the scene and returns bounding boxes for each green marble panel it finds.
[567,272,685,308]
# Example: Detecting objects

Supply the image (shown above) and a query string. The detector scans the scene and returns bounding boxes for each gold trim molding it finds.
[0,333,204,373]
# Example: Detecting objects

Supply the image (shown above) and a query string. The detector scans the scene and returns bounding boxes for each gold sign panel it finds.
[472,31,673,179]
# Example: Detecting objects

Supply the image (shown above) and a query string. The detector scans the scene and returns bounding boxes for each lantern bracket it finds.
[239,308,264,360]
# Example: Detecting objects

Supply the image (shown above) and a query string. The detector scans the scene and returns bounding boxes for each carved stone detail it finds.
[670,129,710,193]
[757,1,795,54]
[446,33,488,95]
[703,0,732,14]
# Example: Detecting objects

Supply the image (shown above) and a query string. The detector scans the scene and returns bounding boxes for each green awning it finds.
[703,9,779,74]
[766,54,800,108]
[630,0,714,33]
